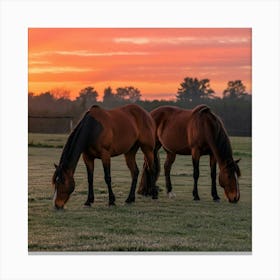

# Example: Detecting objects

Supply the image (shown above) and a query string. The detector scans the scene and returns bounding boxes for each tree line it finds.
[28,77,252,136]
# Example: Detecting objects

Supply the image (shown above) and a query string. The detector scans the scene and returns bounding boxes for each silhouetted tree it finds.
[39,91,54,102]
[50,88,71,100]
[28,82,252,136]
[116,86,141,102]
[176,77,215,102]
[76,86,98,110]
[223,80,248,99]
[103,87,115,102]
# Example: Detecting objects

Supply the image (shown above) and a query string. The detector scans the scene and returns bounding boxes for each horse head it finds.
[52,163,75,210]
[219,159,241,203]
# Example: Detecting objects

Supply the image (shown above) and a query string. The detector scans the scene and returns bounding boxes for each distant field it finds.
[28,133,252,252]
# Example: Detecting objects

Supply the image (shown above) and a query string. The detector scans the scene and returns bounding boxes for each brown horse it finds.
[138,105,241,203]
[52,104,158,209]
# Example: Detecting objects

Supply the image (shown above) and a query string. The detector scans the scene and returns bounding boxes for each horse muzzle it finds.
[226,190,240,203]
[54,204,64,210]
[228,197,239,203]
[228,193,240,203]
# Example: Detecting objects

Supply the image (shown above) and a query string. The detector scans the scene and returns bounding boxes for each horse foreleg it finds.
[101,154,115,206]
[164,151,176,197]
[83,154,95,206]
[210,154,220,201]
[124,147,139,203]
[85,161,95,206]
[192,152,200,200]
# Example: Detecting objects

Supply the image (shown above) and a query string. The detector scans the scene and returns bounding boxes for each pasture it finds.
[28,133,251,252]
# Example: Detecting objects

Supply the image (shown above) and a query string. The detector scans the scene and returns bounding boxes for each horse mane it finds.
[90,104,100,109]
[58,111,90,169]
[209,112,233,161]
[192,105,233,163]
[225,159,241,177]
[191,104,210,115]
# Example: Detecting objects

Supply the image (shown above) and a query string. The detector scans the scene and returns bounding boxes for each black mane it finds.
[52,165,64,184]
[58,112,90,170]
[200,109,233,163]
[214,114,233,161]
[57,110,103,172]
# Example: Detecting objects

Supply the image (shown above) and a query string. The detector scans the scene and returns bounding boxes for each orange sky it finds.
[28,28,251,100]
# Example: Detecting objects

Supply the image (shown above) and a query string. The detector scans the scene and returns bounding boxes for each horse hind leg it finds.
[210,154,220,201]
[124,145,139,203]
[164,151,176,198]
[192,150,200,201]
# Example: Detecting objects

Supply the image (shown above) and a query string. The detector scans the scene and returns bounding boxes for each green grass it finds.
[28,133,252,252]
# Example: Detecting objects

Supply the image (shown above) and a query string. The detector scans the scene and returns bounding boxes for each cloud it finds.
[30,50,149,57]
[217,37,249,44]
[239,65,252,70]
[113,37,151,44]
[29,60,51,65]
[113,36,249,45]
[113,37,196,45]
[29,66,94,74]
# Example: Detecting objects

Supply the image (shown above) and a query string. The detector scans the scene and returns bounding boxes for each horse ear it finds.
[54,163,58,169]
[235,158,241,164]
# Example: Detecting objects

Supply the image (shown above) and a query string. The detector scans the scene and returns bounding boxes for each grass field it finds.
[28,133,252,252]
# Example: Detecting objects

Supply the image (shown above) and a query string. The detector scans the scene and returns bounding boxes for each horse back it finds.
[87,104,154,156]
[120,104,155,147]
[151,106,192,154]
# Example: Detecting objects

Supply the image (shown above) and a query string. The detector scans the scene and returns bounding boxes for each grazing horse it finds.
[52,104,158,210]
[138,105,241,203]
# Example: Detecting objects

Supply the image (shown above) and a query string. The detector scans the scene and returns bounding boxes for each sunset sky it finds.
[28,28,251,100]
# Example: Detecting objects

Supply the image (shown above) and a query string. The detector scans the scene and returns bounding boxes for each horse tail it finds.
[154,147,161,182]
[137,161,150,195]
[137,144,161,196]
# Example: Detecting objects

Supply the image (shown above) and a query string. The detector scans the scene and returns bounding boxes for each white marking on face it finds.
[53,190,57,206]
[234,172,239,193]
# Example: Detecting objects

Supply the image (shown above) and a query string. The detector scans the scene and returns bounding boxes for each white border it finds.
[1,0,279,279]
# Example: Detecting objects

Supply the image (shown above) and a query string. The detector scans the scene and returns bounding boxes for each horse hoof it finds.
[168,192,176,199]
[213,197,220,202]
[109,202,116,206]
[83,203,91,208]
[193,196,200,201]
[155,185,162,192]
[84,201,92,207]
[125,198,135,204]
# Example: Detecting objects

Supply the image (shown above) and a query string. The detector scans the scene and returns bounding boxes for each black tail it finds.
[137,147,161,196]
